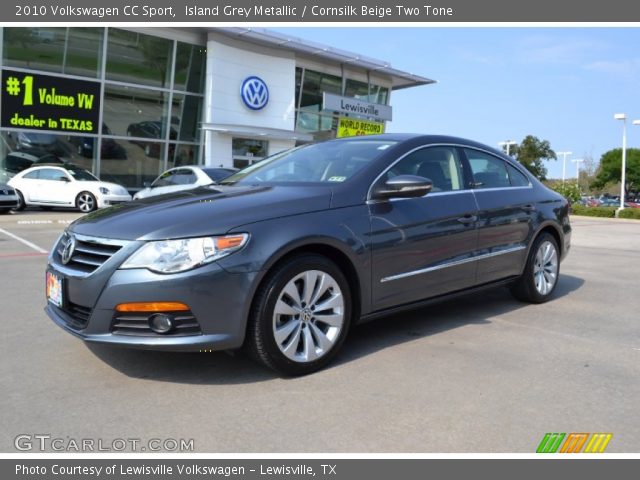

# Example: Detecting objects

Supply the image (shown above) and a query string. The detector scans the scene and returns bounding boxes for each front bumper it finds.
[46,303,242,350]
[0,196,19,209]
[45,261,260,352]
[98,194,132,208]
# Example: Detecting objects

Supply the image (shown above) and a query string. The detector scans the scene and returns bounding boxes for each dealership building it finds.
[0,27,432,189]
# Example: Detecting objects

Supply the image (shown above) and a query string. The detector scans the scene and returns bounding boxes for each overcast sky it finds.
[275,27,640,179]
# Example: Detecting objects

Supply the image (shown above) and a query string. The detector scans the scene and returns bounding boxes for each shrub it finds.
[571,205,616,217]
[618,208,640,219]
[550,182,581,202]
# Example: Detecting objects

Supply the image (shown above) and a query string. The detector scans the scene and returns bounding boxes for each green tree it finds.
[590,148,640,198]
[505,135,556,180]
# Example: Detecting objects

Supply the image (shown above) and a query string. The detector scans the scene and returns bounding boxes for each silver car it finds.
[0,183,19,213]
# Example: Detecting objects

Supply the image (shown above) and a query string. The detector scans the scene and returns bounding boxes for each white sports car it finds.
[8,165,131,213]
[133,166,237,200]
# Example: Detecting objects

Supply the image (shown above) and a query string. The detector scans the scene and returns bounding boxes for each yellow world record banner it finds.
[336,117,385,138]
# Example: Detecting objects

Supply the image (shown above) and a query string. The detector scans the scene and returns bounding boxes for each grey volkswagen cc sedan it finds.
[45,134,571,375]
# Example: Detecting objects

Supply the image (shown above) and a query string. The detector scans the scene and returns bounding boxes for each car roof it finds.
[332,133,516,163]
[20,163,82,171]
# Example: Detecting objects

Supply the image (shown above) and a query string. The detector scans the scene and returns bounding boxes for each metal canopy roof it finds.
[212,27,436,91]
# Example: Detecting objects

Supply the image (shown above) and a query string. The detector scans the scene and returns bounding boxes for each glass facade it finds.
[294,67,390,142]
[0,28,396,188]
[1,27,205,190]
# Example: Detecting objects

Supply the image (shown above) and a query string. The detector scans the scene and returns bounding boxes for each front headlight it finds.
[99,187,110,194]
[120,234,249,274]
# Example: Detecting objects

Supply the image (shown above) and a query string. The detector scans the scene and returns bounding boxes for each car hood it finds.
[134,184,196,200]
[69,185,333,240]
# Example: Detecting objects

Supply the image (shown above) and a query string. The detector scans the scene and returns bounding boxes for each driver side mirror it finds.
[372,174,433,200]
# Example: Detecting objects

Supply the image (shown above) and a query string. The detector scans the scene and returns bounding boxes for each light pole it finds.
[498,140,517,156]
[614,113,627,212]
[557,151,572,184]
[572,158,584,190]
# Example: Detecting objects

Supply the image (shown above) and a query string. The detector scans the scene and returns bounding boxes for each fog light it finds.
[149,313,174,334]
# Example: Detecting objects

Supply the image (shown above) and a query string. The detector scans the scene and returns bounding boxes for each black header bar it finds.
[3,0,640,23]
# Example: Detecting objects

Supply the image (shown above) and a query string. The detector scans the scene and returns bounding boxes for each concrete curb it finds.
[570,214,640,223]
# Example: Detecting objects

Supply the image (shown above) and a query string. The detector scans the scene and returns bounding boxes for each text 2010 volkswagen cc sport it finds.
[45,134,571,375]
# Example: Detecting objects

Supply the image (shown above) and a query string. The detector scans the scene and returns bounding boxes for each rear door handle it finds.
[457,215,478,225]
[521,204,536,212]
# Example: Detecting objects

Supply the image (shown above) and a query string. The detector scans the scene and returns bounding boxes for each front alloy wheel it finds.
[13,190,25,211]
[273,270,345,363]
[247,255,352,376]
[76,191,97,213]
[511,232,560,303]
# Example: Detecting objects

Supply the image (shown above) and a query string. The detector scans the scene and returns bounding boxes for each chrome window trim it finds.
[471,185,533,193]
[367,143,532,202]
[380,245,527,283]
[365,188,473,205]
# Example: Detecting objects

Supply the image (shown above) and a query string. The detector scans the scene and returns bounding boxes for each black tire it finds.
[13,190,25,211]
[511,232,560,303]
[246,254,352,376]
[76,191,97,213]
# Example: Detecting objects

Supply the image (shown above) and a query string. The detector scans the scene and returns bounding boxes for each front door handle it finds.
[521,204,536,212]
[457,215,478,225]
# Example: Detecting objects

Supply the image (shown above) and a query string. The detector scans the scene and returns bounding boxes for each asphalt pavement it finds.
[0,211,638,453]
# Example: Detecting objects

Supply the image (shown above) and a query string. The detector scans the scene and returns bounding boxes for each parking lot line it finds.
[0,227,48,253]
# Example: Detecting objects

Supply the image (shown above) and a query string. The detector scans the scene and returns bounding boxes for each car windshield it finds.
[220,140,397,185]
[67,169,99,181]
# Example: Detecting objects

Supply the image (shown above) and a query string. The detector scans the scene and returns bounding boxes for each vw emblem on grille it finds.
[240,76,269,111]
[61,235,76,265]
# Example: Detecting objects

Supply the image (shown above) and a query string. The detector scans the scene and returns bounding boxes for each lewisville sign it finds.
[323,92,392,122]
[1,69,100,134]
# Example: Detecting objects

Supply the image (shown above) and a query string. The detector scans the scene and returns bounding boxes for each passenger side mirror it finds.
[373,175,433,200]
[58,176,70,182]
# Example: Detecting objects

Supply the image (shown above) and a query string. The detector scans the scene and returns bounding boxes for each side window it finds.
[38,169,66,181]
[386,146,464,192]
[23,170,40,180]
[506,163,530,187]
[464,149,510,189]
[153,171,178,187]
[173,169,197,185]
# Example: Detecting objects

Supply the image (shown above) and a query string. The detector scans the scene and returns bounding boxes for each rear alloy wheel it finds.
[247,255,352,376]
[76,191,97,213]
[511,232,560,303]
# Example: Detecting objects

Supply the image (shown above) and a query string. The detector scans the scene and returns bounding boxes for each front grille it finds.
[56,233,126,274]
[112,312,202,337]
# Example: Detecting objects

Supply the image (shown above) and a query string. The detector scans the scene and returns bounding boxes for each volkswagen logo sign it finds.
[61,235,76,265]
[240,76,269,111]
